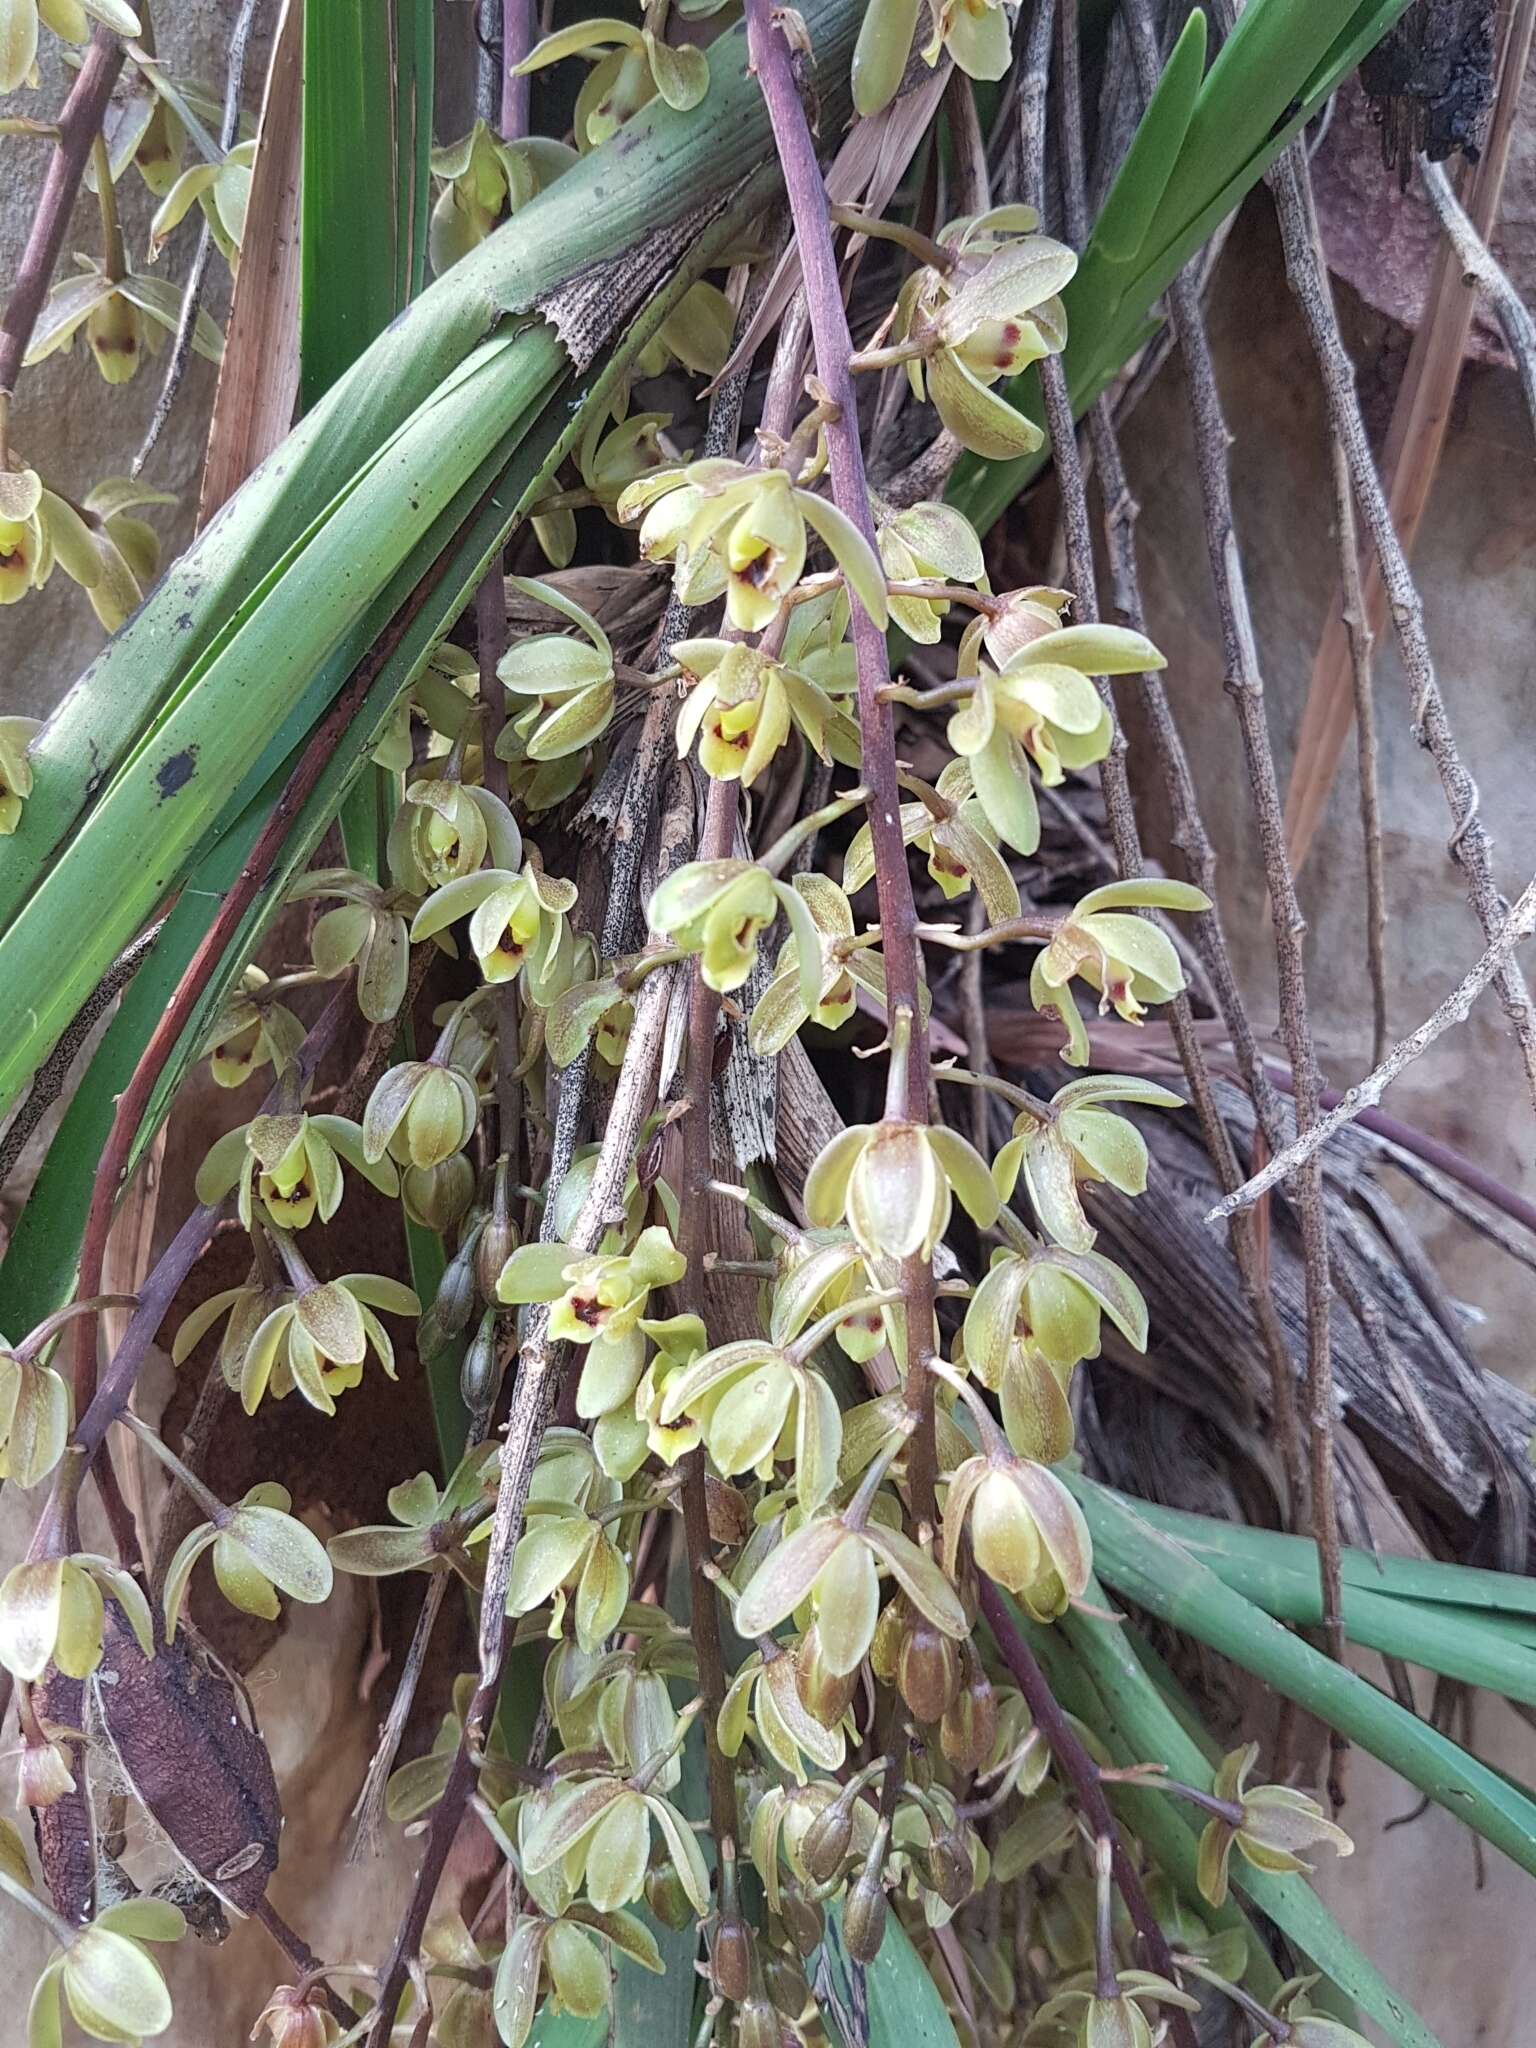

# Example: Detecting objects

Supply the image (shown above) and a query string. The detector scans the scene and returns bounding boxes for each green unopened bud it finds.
[941,1647,996,1774]
[925,1824,975,1908]
[897,1614,962,1723]
[711,1914,754,2004]
[643,1851,694,1931]
[459,1307,502,1417]
[402,1151,475,1232]
[801,1790,856,1885]
[419,1224,483,1358]
[777,1877,825,1957]
[843,1843,890,1966]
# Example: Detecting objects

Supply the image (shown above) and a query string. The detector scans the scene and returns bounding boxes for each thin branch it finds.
[501,0,533,142]
[1268,141,1536,1119]
[1327,427,1388,1068]
[1213,877,1536,1221]
[0,28,127,419]
[133,0,262,474]
[1040,0,1308,1519]
[1418,155,1536,444]
[363,963,673,2045]
[1120,5,1343,1774]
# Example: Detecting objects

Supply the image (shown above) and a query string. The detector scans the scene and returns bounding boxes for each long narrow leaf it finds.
[1048,1587,1444,2048]
[1072,1479,1536,1881]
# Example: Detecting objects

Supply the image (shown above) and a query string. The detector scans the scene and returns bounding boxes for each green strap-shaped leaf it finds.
[817,1898,961,2048]
[1070,1478,1536,1883]
[1042,1588,1442,2048]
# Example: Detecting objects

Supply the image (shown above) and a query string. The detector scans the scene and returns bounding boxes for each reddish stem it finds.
[979,1582,1199,2048]
[0,28,126,412]
[744,0,939,1517]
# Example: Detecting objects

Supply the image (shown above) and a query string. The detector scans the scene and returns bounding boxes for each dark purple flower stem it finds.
[743,0,941,1524]
[980,1582,1199,2048]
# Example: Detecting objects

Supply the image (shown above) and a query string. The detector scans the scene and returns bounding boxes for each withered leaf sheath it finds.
[28,1670,97,1926]
[90,1609,281,1915]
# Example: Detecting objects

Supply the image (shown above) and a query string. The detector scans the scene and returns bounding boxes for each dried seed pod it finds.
[90,1608,280,1914]
[896,1614,961,1723]
[711,1912,754,2003]
[941,1645,997,1775]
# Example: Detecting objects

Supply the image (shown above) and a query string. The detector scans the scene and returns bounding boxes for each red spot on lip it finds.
[572,1295,604,1328]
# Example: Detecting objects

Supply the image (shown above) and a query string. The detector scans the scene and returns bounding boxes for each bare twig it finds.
[1418,155,1536,444]
[1213,877,1536,1221]
[1327,428,1388,1068]
[1122,1,1342,1767]
[1269,142,1536,1119]
[363,963,673,2044]
[133,0,262,473]
[1044,0,1309,1518]
[0,29,126,419]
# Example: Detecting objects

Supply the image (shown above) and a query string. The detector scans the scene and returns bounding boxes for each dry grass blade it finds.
[197,0,305,527]
[1282,0,1536,871]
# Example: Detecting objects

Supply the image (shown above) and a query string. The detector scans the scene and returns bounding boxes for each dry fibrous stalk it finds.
[2,5,1529,2048]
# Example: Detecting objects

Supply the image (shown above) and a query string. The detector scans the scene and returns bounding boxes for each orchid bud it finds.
[711,1913,753,2003]
[401,1151,475,1232]
[896,1614,962,1723]
[925,1824,975,1908]
[736,1995,780,2048]
[843,1827,890,1966]
[941,1647,998,1774]
[777,1877,825,1957]
[645,1851,694,1931]
[801,1789,856,1885]
[459,1307,502,1417]
[794,1625,859,1729]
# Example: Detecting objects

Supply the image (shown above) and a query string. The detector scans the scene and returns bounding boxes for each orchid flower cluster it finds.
[0,15,1364,2048]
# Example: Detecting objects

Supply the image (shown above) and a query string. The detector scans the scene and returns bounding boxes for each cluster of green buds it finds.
[852,0,1012,115]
